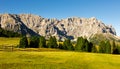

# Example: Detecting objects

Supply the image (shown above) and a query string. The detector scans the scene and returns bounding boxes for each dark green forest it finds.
[19,36,120,54]
[0,27,21,37]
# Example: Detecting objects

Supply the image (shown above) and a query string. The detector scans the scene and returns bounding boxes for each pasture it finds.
[0,37,120,69]
[0,51,120,69]
[0,37,20,46]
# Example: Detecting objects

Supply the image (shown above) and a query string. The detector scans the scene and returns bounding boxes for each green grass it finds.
[1,37,120,69]
[0,37,20,46]
[0,50,120,69]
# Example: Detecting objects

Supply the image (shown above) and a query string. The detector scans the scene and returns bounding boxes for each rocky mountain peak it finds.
[0,13,118,41]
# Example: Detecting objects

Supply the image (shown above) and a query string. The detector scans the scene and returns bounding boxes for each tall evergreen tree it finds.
[81,38,86,51]
[75,37,93,52]
[39,36,46,48]
[92,45,97,53]
[63,39,74,50]
[75,37,84,51]
[87,42,93,52]
[83,39,88,51]
[112,45,119,54]
[112,41,120,54]
[47,36,58,48]
[0,27,21,37]
[19,36,28,48]
[99,41,106,53]
[53,36,58,48]
[106,40,111,54]
[58,43,64,49]
[29,36,40,48]
[112,40,116,53]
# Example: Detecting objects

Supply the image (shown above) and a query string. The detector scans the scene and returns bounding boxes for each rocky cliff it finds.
[0,13,118,41]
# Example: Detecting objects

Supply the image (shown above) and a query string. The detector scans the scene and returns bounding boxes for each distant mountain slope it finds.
[0,13,119,41]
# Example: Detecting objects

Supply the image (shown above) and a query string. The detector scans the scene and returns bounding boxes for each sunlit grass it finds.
[0,37,20,46]
[0,37,120,69]
[0,50,120,69]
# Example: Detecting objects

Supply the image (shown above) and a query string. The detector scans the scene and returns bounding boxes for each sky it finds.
[0,0,120,36]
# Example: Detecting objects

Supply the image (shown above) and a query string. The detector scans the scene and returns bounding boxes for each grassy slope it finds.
[0,51,120,69]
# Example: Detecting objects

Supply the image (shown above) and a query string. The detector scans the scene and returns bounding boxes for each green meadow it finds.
[0,51,120,69]
[0,37,120,69]
[0,37,20,46]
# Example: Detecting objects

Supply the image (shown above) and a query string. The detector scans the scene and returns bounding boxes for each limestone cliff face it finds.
[0,14,117,41]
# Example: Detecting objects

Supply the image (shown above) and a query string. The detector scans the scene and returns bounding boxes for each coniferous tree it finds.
[58,43,64,49]
[87,42,93,52]
[63,39,74,50]
[47,36,53,48]
[0,27,21,37]
[39,36,46,48]
[62,40,67,50]
[92,45,97,53]
[47,36,58,48]
[75,37,84,51]
[53,36,58,48]
[106,40,111,54]
[75,37,93,52]
[112,40,116,53]
[19,36,28,48]
[81,38,86,51]
[117,45,120,54]
[112,41,120,54]
[99,41,106,53]
[113,47,119,54]
[82,39,93,52]
[83,39,89,51]
[29,36,39,48]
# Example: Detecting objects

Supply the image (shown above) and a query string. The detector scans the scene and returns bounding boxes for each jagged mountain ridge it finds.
[0,13,118,41]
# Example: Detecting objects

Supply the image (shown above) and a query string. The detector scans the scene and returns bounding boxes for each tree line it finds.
[0,27,21,37]
[19,36,120,54]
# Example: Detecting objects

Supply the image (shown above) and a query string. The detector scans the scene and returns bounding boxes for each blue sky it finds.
[0,0,120,36]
